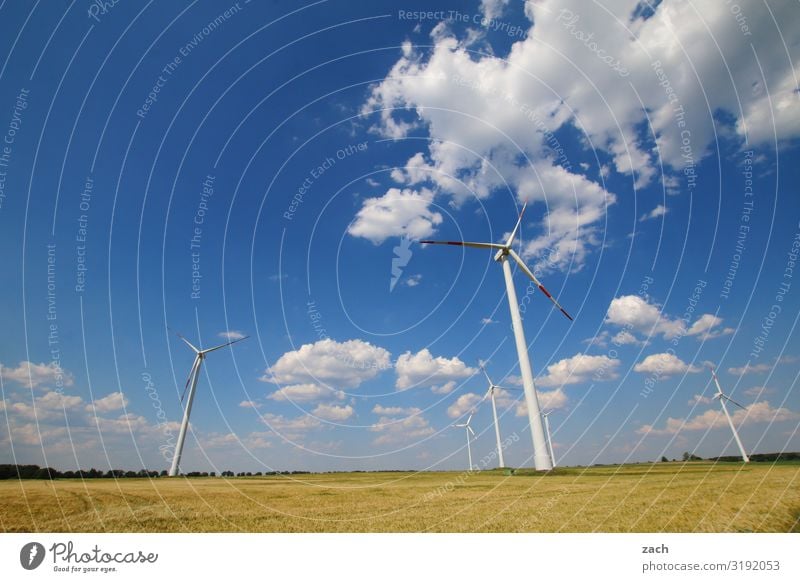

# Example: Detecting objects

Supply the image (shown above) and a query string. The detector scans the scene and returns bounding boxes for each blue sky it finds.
[1,0,799,473]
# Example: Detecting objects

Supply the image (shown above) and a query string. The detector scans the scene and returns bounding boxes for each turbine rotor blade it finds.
[505,201,528,247]
[419,240,506,251]
[171,328,200,354]
[200,335,249,354]
[722,394,748,410]
[467,426,475,437]
[507,249,573,321]
[479,363,494,386]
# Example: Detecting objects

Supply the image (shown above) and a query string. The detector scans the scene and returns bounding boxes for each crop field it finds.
[2,462,798,533]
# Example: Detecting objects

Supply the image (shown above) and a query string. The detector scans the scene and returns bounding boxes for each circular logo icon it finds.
[19,542,45,570]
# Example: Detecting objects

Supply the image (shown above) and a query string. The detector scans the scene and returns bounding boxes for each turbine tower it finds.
[542,410,556,468]
[710,367,750,463]
[169,331,248,476]
[422,202,573,471]
[454,413,476,471]
[479,363,509,468]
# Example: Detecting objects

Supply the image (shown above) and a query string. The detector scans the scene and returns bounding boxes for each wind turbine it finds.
[479,363,509,468]
[709,367,750,463]
[422,202,573,471]
[542,410,556,468]
[454,413,476,471]
[168,331,248,476]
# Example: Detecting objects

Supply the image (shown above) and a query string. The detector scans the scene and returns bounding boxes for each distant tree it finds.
[210,471,216,477]
[160,470,168,477]
[682,452,690,462]
[660,456,669,463]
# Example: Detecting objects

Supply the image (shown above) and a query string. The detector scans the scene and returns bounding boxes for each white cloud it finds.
[0,361,74,388]
[362,1,800,272]
[446,393,484,419]
[688,394,712,406]
[638,401,800,436]
[686,314,733,340]
[372,404,421,416]
[260,412,322,436]
[347,187,442,244]
[480,0,510,21]
[639,204,667,222]
[218,330,246,340]
[612,330,645,346]
[634,353,702,376]
[312,403,354,421]
[516,388,568,416]
[480,317,498,325]
[395,349,476,391]
[743,386,773,398]
[728,356,797,376]
[88,392,128,413]
[263,339,391,388]
[537,353,620,387]
[267,383,345,402]
[370,413,435,445]
[605,295,686,340]
[239,400,261,409]
[404,274,422,287]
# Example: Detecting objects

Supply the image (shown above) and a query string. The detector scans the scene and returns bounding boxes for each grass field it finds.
[2,462,798,533]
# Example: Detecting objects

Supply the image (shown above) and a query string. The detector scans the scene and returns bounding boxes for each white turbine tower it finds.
[542,410,556,468]
[169,331,248,477]
[454,413,476,471]
[709,367,750,463]
[479,363,510,468]
[422,202,573,471]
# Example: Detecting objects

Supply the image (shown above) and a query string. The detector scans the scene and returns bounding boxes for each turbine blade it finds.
[201,335,249,354]
[722,394,748,410]
[467,425,475,437]
[171,328,200,354]
[466,413,474,425]
[419,240,505,251]
[479,363,494,386]
[505,201,528,247]
[508,249,573,321]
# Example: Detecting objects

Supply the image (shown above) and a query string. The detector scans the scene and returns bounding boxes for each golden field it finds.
[1,462,798,533]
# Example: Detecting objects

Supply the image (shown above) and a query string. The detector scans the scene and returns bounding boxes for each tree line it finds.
[0,464,315,479]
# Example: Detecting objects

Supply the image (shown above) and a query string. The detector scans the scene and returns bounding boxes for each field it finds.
[2,462,799,533]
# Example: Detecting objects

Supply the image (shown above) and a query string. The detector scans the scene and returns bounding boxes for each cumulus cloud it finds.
[686,314,733,340]
[372,404,421,416]
[263,339,391,388]
[239,400,261,409]
[362,2,800,272]
[638,401,800,436]
[634,353,702,376]
[312,403,354,421]
[394,349,476,391]
[605,295,686,340]
[260,413,322,437]
[88,392,128,414]
[370,413,435,445]
[639,204,667,222]
[446,393,484,419]
[480,0,510,20]
[267,383,345,402]
[516,388,568,416]
[728,356,797,376]
[218,330,246,340]
[688,394,712,406]
[347,187,442,244]
[0,361,74,389]
[536,353,620,387]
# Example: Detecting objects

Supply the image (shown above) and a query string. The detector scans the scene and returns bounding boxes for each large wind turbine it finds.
[709,367,750,463]
[479,363,509,468]
[454,413,476,471]
[422,202,573,471]
[542,410,556,468]
[169,332,248,476]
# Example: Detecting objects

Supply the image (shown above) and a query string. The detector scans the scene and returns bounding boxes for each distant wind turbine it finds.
[710,367,750,463]
[479,363,513,469]
[422,202,573,470]
[454,413,476,471]
[169,331,248,477]
[542,410,556,468]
